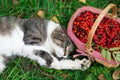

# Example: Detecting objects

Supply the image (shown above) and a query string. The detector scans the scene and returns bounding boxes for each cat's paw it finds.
[75,58,91,71]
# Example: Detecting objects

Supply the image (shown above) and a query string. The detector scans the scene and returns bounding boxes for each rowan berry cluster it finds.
[72,11,120,50]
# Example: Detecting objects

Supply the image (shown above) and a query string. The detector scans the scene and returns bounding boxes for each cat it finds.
[0,17,91,73]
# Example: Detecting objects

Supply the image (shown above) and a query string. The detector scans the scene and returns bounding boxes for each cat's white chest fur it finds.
[0,24,24,56]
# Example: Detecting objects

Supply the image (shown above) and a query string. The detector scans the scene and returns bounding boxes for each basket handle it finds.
[86,3,118,53]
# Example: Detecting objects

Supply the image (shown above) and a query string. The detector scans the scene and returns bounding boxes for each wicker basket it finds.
[67,3,120,68]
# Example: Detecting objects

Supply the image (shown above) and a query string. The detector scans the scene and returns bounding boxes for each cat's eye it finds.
[63,43,67,48]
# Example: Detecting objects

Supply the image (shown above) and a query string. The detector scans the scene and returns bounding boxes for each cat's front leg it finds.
[0,55,6,73]
[34,50,91,70]
[22,46,91,70]
[50,58,91,71]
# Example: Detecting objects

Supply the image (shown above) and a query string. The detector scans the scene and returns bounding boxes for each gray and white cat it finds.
[0,17,91,73]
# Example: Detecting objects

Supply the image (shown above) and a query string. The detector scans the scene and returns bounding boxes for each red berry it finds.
[72,11,120,52]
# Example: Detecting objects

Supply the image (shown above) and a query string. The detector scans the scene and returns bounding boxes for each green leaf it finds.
[116,55,120,61]
[101,48,107,58]
[101,49,111,61]
[112,51,120,61]
[113,51,120,55]
[113,52,120,61]
[109,47,120,51]
[106,51,111,61]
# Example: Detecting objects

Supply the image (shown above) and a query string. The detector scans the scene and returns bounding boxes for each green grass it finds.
[0,0,120,80]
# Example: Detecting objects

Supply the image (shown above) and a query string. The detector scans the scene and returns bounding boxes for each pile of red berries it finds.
[72,11,120,50]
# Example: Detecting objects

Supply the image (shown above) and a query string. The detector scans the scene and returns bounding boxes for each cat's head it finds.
[51,25,73,58]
